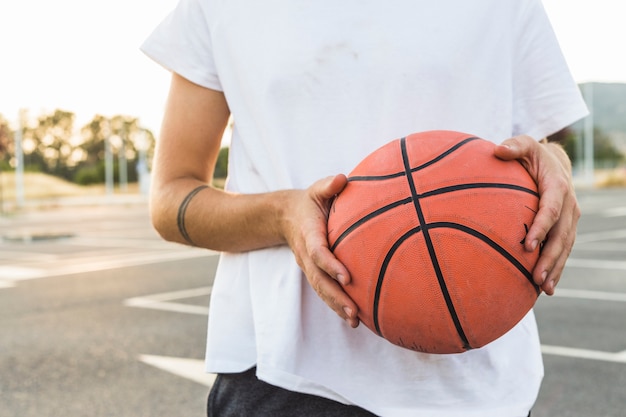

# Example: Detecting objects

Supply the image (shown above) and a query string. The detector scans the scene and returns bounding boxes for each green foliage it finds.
[73,165,101,185]
[215,146,229,178]
[551,126,625,167]
[593,130,625,164]
[73,160,139,185]
[0,109,156,185]
[0,114,14,168]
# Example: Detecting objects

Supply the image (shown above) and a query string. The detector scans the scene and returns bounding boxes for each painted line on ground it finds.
[124,286,211,316]
[602,207,626,218]
[573,242,626,252]
[0,266,48,282]
[566,257,626,271]
[574,228,626,244]
[554,288,626,302]
[139,354,216,387]
[542,345,626,364]
[0,249,213,287]
[0,250,59,262]
[66,236,182,250]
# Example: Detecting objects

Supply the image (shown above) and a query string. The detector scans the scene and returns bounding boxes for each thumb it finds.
[494,138,523,161]
[319,174,348,200]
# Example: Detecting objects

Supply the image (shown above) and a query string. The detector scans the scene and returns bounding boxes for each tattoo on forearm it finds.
[177,185,209,246]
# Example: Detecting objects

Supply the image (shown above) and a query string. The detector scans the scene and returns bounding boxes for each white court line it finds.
[0,250,58,262]
[542,345,626,364]
[574,229,626,244]
[554,288,626,302]
[0,266,48,281]
[0,249,212,287]
[139,354,216,387]
[566,258,626,271]
[572,242,626,252]
[0,280,16,288]
[124,286,211,316]
[66,236,181,250]
[602,207,626,218]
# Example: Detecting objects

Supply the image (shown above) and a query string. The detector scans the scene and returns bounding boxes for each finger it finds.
[536,209,578,293]
[307,173,351,282]
[309,242,351,285]
[526,180,566,252]
[537,238,571,295]
[306,266,360,328]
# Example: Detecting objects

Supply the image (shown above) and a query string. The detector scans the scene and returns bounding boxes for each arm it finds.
[494,135,580,295]
[150,73,359,326]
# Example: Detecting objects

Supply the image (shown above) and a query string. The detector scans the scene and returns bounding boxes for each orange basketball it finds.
[327,130,541,354]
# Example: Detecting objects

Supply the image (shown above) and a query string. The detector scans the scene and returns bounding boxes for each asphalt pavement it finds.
[0,188,625,417]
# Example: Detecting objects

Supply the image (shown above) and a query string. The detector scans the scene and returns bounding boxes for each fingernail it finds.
[541,271,548,284]
[531,239,538,251]
[343,306,353,318]
[337,274,347,285]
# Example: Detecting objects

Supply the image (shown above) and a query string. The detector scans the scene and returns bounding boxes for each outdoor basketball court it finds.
[0,187,624,416]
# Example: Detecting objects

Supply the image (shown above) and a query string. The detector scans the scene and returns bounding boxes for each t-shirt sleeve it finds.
[140,0,222,91]
[512,0,588,140]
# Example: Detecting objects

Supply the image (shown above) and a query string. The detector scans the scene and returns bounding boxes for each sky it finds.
[0,0,625,137]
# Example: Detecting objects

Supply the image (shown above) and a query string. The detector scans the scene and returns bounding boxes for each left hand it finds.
[494,135,581,295]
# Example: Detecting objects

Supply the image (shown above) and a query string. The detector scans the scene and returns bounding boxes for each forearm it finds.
[150,178,296,252]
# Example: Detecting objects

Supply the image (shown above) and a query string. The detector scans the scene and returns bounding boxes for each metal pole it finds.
[118,132,127,193]
[15,111,25,208]
[583,82,595,187]
[105,126,114,197]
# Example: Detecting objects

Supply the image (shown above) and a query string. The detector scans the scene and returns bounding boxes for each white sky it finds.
[0,0,625,136]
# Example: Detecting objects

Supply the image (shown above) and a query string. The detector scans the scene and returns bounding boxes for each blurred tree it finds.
[548,127,576,161]
[0,115,12,170]
[75,114,155,185]
[215,146,229,178]
[20,109,76,179]
[0,110,156,186]
[592,128,625,166]
[550,126,624,168]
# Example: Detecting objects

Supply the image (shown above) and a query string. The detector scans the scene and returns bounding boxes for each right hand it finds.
[282,174,360,328]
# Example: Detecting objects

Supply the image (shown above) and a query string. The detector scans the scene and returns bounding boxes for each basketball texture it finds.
[327,131,541,354]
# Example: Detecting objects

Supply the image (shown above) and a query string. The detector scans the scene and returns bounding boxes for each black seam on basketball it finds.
[409,136,479,173]
[399,137,472,351]
[347,136,479,183]
[330,197,413,252]
[348,171,406,182]
[420,183,539,199]
[373,226,422,336]
[429,222,541,295]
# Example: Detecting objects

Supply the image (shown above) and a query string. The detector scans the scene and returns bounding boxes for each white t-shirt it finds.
[142,1,588,416]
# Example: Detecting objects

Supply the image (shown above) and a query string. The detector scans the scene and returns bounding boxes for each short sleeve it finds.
[140,0,222,91]
[512,0,588,140]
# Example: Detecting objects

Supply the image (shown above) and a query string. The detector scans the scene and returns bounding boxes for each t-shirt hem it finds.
[254,364,538,417]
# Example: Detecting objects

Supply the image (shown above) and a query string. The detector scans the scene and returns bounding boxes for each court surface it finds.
[0,187,624,416]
